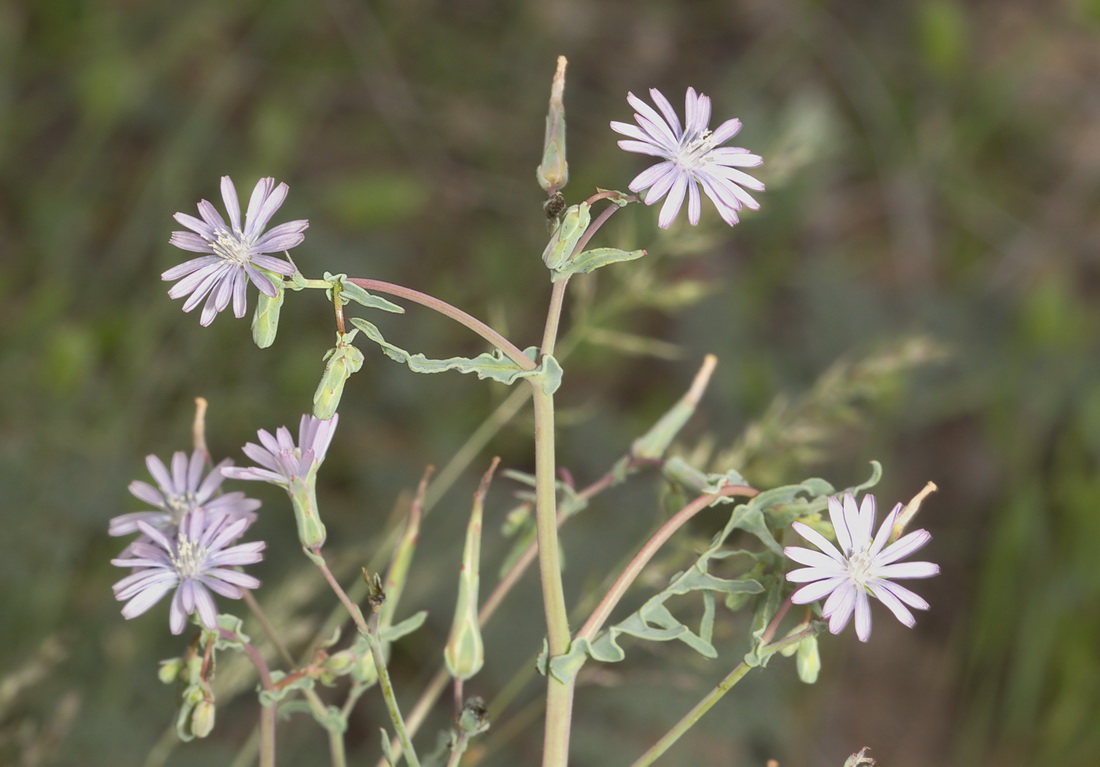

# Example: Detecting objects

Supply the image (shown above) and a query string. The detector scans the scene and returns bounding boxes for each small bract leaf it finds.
[542,202,590,270]
[380,610,428,644]
[324,272,405,313]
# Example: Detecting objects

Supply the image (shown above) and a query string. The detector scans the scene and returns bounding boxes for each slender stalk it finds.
[311,549,371,636]
[627,662,752,767]
[241,590,294,667]
[575,484,758,643]
[539,278,570,358]
[347,278,534,371]
[367,611,422,767]
[224,632,277,767]
[627,623,816,767]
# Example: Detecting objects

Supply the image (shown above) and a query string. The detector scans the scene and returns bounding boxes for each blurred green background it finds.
[3,1,1100,765]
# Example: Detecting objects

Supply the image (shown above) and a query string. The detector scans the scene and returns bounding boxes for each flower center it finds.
[164,491,197,520]
[846,545,876,587]
[212,229,254,265]
[677,130,718,172]
[172,536,208,579]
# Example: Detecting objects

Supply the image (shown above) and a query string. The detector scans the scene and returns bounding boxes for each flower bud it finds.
[445,464,494,681]
[190,698,216,738]
[313,334,365,420]
[796,635,820,684]
[158,657,185,685]
[536,56,569,195]
[251,271,285,349]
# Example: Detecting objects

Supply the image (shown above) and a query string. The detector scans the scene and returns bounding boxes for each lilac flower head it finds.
[222,414,339,487]
[784,493,939,643]
[110,450,260,539]
[112,508,265,634]
[164,176,308,326]
[611,87,764,228]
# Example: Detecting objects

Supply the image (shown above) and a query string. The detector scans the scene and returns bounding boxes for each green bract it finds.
[314,330,365,420]
[542,202,590,270]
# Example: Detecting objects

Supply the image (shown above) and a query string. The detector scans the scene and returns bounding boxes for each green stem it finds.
[311,549,371,636]
[378,453,646,767]
[367,611,422,767]
[531,381,574,767]
[532,200,629,767]
[540,278,570,358]
[445,731,470,767]
[628,662,753,767]
[627,622,816,767]
[346,278,535,371]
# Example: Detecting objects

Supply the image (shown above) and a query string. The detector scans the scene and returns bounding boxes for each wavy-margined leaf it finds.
[259,671,317,706]
[562,463,882,676]
[349,318,562,394]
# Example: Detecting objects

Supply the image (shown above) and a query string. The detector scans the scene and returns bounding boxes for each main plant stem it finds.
[534,278,574,767]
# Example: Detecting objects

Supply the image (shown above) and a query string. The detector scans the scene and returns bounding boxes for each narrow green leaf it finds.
[324,272,405,313]
[350,318,559,390]
[379,610,428,644]
[550,247,646,282]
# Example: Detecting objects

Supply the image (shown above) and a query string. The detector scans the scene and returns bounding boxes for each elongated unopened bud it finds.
[891,481,937,541]
[251,271,285,349]
[190,698,216,738]
[536,56,569,195]
[445,459,498,680]
[796,635,820,684]
[381,467,430,630]
[314,331,365,420]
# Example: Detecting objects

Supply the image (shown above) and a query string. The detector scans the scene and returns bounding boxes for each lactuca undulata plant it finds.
[110,55,940,767]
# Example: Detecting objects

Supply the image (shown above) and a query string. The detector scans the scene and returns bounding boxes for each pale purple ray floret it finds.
[164,176,308,326]
[109,450,260,539]
[784,493,940,643]
[112,508,265,635]
[222,414,339,486]
[611,87,764,229]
